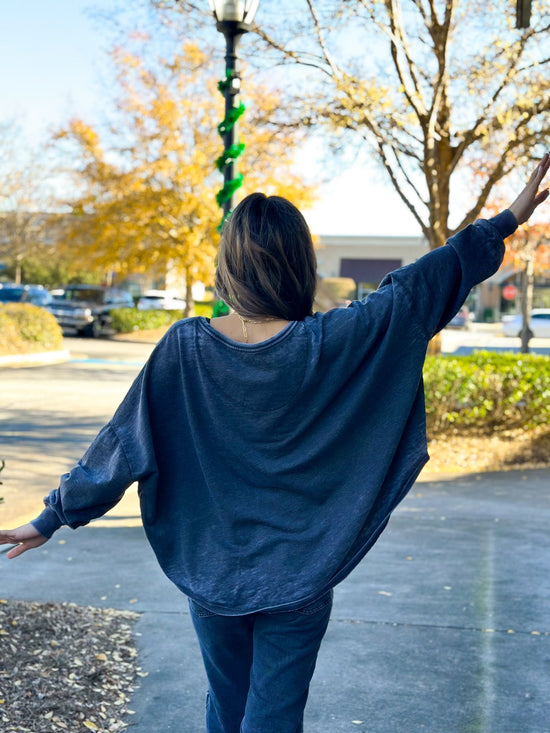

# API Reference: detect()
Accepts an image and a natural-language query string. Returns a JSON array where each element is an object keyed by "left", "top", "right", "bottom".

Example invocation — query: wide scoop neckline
[{"left": 198, "top": 316, "right": 299, "bottom": 350}]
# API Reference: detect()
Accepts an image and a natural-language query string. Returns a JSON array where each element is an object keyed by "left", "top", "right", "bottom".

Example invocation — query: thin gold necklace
[{"left": 236, "top": 314, "right": 278, "bottom": 343}]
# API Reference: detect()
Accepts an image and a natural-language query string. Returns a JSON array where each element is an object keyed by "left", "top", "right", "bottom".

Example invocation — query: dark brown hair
[{"left": 215, "top": 193, "right": 317, "bottom": 321}]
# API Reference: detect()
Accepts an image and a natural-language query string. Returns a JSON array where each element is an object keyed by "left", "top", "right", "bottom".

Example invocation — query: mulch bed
[
  {"left": 424, "top": 426, "right": 550, "bottom": 477},
  {"left": 0, "top": 600, "right": 142, "bottom": 733}
]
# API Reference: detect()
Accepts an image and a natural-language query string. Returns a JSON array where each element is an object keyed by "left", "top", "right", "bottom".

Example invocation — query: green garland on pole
[
  {"left": 217, "top": 72, "right": 233, "bottom": 96},
  {"left": 216, "top": 70, "right": 246, "bottom": 220},
  {"left": 215, "top": 143, "right": 245, "bottom": 173},
  {"left": 216, "top": 175, "right": 244, "bottom": 208},
  {"left": 217, "top": 103, "right": 246, "bottom": 135}
]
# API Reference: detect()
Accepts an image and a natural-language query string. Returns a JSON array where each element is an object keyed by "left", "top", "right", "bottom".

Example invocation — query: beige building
[
  {"left": 317, "top": 233, "right": 428, "bottom": 279},
  {"left": 316, "top": 233, "right": 428, "bottom": 299},
  {"left": 314, "top": 232, "right": 526, "bottom": 321}
]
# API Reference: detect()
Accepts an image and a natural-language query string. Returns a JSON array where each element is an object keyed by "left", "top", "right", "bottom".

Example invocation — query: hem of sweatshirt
[
  {"left": 31, "top": 506, "right": 63, "bottom": 539},
  {"left": 177, "top": 451, "right": 431, "bottom": 617}
]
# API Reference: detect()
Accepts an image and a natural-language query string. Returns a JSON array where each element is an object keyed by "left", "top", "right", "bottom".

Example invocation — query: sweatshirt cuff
[
  {"left": 30, "top": 506, "right": 64, "bottom": 539},
  {"left": 489, "top": 210, "right": 518, "bottom": 240}
]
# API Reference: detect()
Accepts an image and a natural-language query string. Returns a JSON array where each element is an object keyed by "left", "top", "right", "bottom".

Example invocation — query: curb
[{"left": 0, "top": 350, "right": 70, "bottom": 368}]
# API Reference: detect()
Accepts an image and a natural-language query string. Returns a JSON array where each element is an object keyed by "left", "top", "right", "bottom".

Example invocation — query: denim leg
[
  {"left": 189, "top": 599, "right": 254, "bottom": 733},
  {"left": 242, "top": 590, "right": 333, "bottom": 733}
]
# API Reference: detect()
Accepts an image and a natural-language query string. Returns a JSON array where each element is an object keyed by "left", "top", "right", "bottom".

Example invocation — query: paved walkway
[{"left": 1, "top": 469, "right": 549, "bottom": 732}]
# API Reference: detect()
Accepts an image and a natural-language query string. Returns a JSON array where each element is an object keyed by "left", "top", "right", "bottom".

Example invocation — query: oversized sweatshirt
[{"left": 31, "top": 211, "right": 516, "bottom": 615}]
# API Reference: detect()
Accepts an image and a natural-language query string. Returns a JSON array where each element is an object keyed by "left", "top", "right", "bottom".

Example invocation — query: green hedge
[
  {"left": 0, "top": 304, "right": 64, "bottom": 355},
  {"left": 194, "top": 302, "right": 214, "bottom": 318},
  {"left": 424, "top": 352, "right": 550, "bottom": 435},
  {"left": 110, "top": 308, "right": 180, "bottom": 334},
  {"left": 110, "top": 303, "right": 214, "bottom": 333}
]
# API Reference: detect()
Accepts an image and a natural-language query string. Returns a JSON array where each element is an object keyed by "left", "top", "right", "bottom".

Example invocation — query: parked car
[
  {"left": 501, "top": 308, "right": 550, "bottom": 338},
  {"left": 49, "top": 285, "right": 134, "bottom": 337},
  {"left": 0, "top": 283, "right": 53, "bottom": 308},
  {"left": 447, "top": 305, "right": 471, "bottom": 329},
  {"left": 137, "top": 290, "right": 186, "bottom": 311}
]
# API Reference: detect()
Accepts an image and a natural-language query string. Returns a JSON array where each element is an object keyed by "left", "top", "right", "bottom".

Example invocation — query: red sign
[{"left": 502, "top": 284, "right": 517, "bottom": 301}]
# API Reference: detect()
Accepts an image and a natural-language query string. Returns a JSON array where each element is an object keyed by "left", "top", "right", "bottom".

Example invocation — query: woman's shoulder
[
  {"left": 162, "top": 316, "right": 202, "bottom": 337},
  {"left": 145, "top": 317, "right": 203, "bottom": 358},
  {"left": 310, "top": 290, "right": 394, "bottom": 329}
]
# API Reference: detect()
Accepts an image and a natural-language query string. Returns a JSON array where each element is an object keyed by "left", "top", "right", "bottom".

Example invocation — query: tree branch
[{"left": 305, "top": 0, "right": 341, "bottom": 79}]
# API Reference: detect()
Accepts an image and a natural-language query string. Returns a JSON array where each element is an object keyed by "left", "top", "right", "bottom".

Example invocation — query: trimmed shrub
[
  {"left": 0, "top": 304, "right": 64, "bottom": 355},
  {"left": 0, "top": 311, "right": 22, "bottom": 354},
  {"left": 194, "top": 302, "right": 214, "bottom": 318},
  {"left": 109, "top": 308, "right": 181, "bottom": 334},
  {"left": 319, "top": 278, "right": 357, "bottom": 303},
  {"left": 110, "top": 304, "right": 214, "bottom": 333},
  {"left": 424, "top": 352, "right": 550, "bottom": 435}
]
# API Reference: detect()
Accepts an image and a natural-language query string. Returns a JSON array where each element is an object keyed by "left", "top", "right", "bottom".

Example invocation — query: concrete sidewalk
[{"left": 1, "top": 469, "right": 549, "bottom": 733}]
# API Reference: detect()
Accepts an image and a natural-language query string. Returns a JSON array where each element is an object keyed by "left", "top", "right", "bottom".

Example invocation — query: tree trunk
[
  {"left": 14, "top": 259, "right": 22, "bottom": 285},
  {"left": 184, "top": 268, "right": 193, "bottom": 319},
  {"left": 519, "top": 256, "right": 534, "bottom": 354}
]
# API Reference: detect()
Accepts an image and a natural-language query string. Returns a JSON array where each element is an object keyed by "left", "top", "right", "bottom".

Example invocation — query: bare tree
[
  {"left": 0, "top": 123, "right": 52, "bottom": 283},
  {"left": 160, "top": 0, "right": 550, "bottom": 249}
]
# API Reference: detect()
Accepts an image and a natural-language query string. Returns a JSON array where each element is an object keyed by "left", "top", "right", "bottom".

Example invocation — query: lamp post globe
[
  {"left": 209, "top": 0, "right": 260, "bottom": 217},
  {"left": 208, "top": 0, "right": 260, "bottom": 26}
]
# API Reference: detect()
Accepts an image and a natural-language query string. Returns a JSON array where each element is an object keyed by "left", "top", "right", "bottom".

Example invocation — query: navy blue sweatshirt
[{"left": 31, "top": 211, "right": 516, "bottom": 615}]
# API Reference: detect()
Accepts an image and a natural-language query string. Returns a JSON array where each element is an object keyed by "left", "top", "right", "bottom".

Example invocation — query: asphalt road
[{"left": 441, "top": 322, "right": 550, "bottom": 355}]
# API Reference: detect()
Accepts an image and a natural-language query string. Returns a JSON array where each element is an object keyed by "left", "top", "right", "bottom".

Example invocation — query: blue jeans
[{"left": 189, "top": 590, "right": 333, "bottom": 733}]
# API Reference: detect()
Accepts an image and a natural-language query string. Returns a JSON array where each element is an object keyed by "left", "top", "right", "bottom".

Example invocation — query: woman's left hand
[
  {"left": 509, "top": 153, "right": 550, "bottom": 225},
  {"left": 0, "top": 524, "right": 49, "bottom": 559}
]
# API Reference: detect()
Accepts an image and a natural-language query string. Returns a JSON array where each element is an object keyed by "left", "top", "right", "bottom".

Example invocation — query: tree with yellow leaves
[
  {"left": 54, "top": 41, "right": 316, "bottom": 315},
  {"left": 163, "top": 0, "right": 550, "bottom": 251}
]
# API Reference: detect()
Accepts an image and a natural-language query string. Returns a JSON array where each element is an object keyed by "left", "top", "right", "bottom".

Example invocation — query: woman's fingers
[
  {"left": 509, "top": 154, "right": 550, "bottom": 225},
  {"left": 0, "top": 524, "right": 49, "bottom": 559}
]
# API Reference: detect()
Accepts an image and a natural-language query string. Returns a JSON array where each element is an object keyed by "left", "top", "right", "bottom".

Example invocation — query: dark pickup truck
[{"left": 49, "top": 285, "right": 134, "bottom": 337}]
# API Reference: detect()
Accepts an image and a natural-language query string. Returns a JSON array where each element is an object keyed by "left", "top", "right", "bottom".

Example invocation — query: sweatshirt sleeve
[
  {"left": 31, "top": 363, "right": 159, "bottom": 539},
  {"left": 377, "top": 210, "right": 516, "bottom": 340}
]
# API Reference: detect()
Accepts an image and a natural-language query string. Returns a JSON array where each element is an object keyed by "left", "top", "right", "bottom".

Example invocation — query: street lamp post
[
  {"left": 516, "top": 0, "right": 532, "bottom": 28},
  {"left": 209, "top": 0, "right": 260, "bottom": 221}
]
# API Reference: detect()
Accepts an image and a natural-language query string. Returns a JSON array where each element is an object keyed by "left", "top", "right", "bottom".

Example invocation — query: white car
[
  {"left": 137, "top": 290, "right": 186, "bottom": 311},
  {"left": 502, "top": 308, "right": 550, "bottom": 338}
]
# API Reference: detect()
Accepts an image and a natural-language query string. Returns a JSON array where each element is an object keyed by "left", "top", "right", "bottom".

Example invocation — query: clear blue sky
[
  {"left": 0, "top": 0, "right": 420, "bottom": 236},
  {"left": 0, "top": 0, "right": 120, "bottom": 137}
]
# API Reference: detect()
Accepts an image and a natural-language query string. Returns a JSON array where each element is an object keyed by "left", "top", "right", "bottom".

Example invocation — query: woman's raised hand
[{"left": 509, "top": 153, "right": 550, "bottom": 225}]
